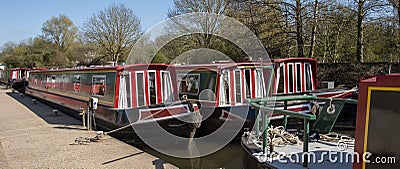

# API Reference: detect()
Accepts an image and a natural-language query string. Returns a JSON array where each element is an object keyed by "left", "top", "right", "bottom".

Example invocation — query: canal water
[
  {"left": 115, "top": 125, "right": 354, "bottom": 169},
  {"left": 122, "top": 138, "right": 242, "bottom": 169}
]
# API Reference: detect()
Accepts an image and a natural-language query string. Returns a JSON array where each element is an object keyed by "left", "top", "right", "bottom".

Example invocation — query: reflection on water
[
  {"left": 123, "top": 138, "right": 242, "bottom": 169},
  {"left": 117, "top": 129, "right": 354, "bottom": 169}
]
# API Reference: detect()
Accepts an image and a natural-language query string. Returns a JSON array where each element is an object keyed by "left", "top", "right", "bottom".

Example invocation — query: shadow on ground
[
  {"left": 6, "top": 92, "right": 82, "bottom": 127},
  {"left": 5, "top": 90, "right": 175, "bottom": 169}
]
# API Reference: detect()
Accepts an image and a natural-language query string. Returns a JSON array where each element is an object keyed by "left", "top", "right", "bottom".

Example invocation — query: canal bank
[{"left": 0, "top": 88, "right": 177, "bottom": 169}]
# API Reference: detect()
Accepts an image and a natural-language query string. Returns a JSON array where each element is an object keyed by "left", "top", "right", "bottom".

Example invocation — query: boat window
[
  {"left": 255, "top": 69, "right": 265, "bottom": 97},
  {"left": 40, "top": 75, "right": 44, "bottom": 87},
  {"left": 219, "top": 70, "right": 230, "bottom": 105},
  {"left": 179, "top": 74, "right": 200, "bottom": 95},
  {"left": 288, "top": 64, "right": 294, "bottom": 93},
  {"left": 34, "top": 76, "right": 38, "bottom": 86},
  {"left": 161, "top": 71, "right": 173, "bottom": 103},
  {"left": 296, "top": 63, "right": 302, "bottom": 92},
  {"left": 277, "top": 66, "right": 284, "bottom": 93},
  {"left": 305, "top": 63, "right": 313, "bottom": 91},
  {"left": 92, "top": 76, "right": 106, "bottom": 97},
  {"left": 61, "top": 75, "right": 66, "bottom": 90},
  {"left": 125, "top": 73, "right": 132, "bottom": 108},
  {"left": 73, "top": 75, "right": 81, "bottom": 93},
  {"left": 244, "top": 69, "right": 251, "bottom": 98},
  {"left": 235, "top": 70, "right": 242, "bottom": 103},
  {"left": 11, "top": 71, "right": 17, "bottom": 79},
  {"left": 148, "top": 72, "right": 156, "bottom": 105},
  {"left": 136, "top": 72, "right": 145, "bottom": 106},
  {"left": 51, "top": 75, "right": 56, "bottom": 88},
  {"left": 46, "top": 75, "right": 50, "bottom": 89}
]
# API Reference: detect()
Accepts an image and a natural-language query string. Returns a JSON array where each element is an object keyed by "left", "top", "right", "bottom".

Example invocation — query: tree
[
  {"left": 352, "top": 0, "right": 390, "bottom": 62},
  {"left": 167, "top": 0, "right": 228, "bottom": 49},
  {"left": 309, "top": 0, "right": 319, "bottom": 58},
  {"left": 388, "top": 0, "right": 400, "bottom": 59},
  {"left": 42, "top": 14, "right": 77, "bottom": 53},
  {"left": 226, "top": 0, "right": 290, "bottom": 58},
  {"left": 260, "top": 0, "right": 313, "bottom": 57},
  {"left": 82, "top": 4, "right": 142, "bottom": 63}
]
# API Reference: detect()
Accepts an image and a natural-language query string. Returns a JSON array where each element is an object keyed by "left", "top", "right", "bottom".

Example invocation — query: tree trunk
[
  {"left": 398, "top": 0, "right": 400, "bottom": 61},
  {"left": 309, "top": 0, "right": 319, "bottom": 58},
  {"left": 296, "top": 0, "right": 304, "bottom": 57},
  {"left": 356, "top": 0, "right": 365, "bottom": 63}
]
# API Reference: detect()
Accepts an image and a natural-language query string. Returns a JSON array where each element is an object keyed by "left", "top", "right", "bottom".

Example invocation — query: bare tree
[
  {"left": 82, "top": 4, "right": 142, "bottom": 63},
  {"left": 309, "top": 0, "right": 318, "bottom": 58},
  {"left": 352, "top": 0, "right": 390, "bottom": 62},
  {"left": 261, "top": 0, "right": 312, "bottom": 57},
  {"left": 167, "top": 0, "right": 228, "bottom": 48},
  {"left": 42, "top": 14, "right": 77, "bottom": 53}
]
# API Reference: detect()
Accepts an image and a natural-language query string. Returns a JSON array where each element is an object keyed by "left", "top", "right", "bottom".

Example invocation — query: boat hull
[{"left": 26, "top": 87, "right": 196, "bottom": 139}]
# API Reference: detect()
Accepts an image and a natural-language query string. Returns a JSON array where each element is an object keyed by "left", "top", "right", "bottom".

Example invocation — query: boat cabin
[
  {"left": 27, "top": 64, "right": 178, "bottom": 110},
  {"left": 273, "top": 58, "right": 317, "bottom": 95},
  {"left": 175, "top": 62, "right": 274, "bottom": 107}
]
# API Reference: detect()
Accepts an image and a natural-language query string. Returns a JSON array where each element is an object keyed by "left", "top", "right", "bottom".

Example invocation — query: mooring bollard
[
  {"left": 78, "top": 108, "right": 86, "bottom": 127},
  {"left": 32, "top": 99, "right": 37, "bottom": 104},
  {"left": 53, "top": 109, "right": 59, "bottom": 116}
]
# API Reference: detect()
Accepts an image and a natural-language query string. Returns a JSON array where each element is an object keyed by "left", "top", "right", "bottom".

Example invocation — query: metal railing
[{"left": 246, "top": 95, "right": 357, "bottom": 168}]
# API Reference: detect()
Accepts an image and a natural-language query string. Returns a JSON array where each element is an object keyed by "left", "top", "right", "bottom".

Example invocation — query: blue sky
[{"left": 0, "top": 0, "right": 174, "bottom": 47}]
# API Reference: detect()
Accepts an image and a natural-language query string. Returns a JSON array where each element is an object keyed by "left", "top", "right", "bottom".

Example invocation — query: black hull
[
  {"left": 26, "top": 88, "right": 196, "bottom": 140},
  {"left": 194, "top": 106, "right": 256, "bottom": 140},
  {"left": 241, "top": 136, "right": 275, "bottom": 169}
]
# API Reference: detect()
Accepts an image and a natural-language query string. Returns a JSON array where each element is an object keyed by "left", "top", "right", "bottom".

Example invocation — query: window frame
[
  {"left": 287, "top": 63, "right": 295, "bottom": 93},
  {"left": 177, "top": 73, "right": 201, "bottom": 95},
  {"left": 255, "top": 68, "right": 266, "bottom": 98},
  {"left": 161, "top": 70, "right": 173, "bottom": 103},
  {"left": 136, "top": 71, "right": 146, "bottom": 106},
  {"left": 73, "top": 75, "right": 81, "bottom": 93},
  {"left": 234, "top": 69, "right": 242, "bottom": 104},
  {"left": 92, "top": 75, "right": 107, "bottom": 97},
  {"left": 295, "top": 63, "right": 303, "bottom": 93},
  {"left": 147, "top": 70, "right": 157, "bottom": 105},
  {"left": 305, "top": 63, "right": 314, "bottom": 91},
  {"left": 219, "top": 69, "right": 230, "bottom": 106}
]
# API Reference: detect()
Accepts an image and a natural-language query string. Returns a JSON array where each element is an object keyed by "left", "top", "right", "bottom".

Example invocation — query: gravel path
[{"left": 0, "top": 89, "right": 176, "bottom": 169}]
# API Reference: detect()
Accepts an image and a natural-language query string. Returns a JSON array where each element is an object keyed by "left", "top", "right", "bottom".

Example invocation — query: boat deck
[{"left": 242, "top": 135, "right": 355, "bottom": 169}]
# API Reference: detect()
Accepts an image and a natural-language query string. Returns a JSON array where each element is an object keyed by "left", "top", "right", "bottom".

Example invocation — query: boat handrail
[{"left": 245, "top": 96, "right": 357, "bottom": 168}]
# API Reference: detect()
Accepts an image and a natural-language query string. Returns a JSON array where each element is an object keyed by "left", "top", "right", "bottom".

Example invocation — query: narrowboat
[
  {"left": 26, "top": 64, "right": 198, "bottom": 137},
  {"left": 175, "top": 61, "right": 274, "bottom": 137},
  {"left": 175, "top": 58, "right": 357, "bottom": 137},
  {"left": 0, "top": 67, "right": 31, "bottom": 91},
  {"left": 241, "top": 74, "right": 400, "bottom": 169},
  {"left": 241, "top": 95, "right": 358, "bottom": 169}
]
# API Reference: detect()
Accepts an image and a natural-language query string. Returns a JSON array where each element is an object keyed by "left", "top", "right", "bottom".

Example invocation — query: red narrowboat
[
  {"left": 26, "top": 64, "right": 198, "bottom": 137},
  {"left": 175, "top": 58, "right": 357, "bottom": 137}
]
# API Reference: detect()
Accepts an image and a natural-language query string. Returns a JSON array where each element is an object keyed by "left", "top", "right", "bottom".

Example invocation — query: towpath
[{"left": 0, "top": 88, "right": 176, "bottom": 169}]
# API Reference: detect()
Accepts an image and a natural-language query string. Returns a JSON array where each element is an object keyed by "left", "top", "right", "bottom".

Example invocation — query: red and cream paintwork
[
  {"left": 26, "top": 64, "right": 197, "bottom": 133},
  {"left": 272, "top": 58, "right": 356, "bottom": 117},
  {"left": 175, "top": 58, "right": 357, "bottom": 135}
]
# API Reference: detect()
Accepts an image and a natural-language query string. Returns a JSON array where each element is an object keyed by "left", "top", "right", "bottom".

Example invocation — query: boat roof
[
  {"left": 272, "top": 57, "right": 317, "bottom": 63},
  {"left": 29, "top": 64, "right": 174, "bottom": 73},
  {"left": 175, "top": 61, "right": 272, "bottom": 70}
]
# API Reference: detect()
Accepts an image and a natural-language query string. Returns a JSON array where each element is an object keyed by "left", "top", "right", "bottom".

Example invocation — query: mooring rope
[
  {"left": 319, "top": 132, "right": 355, "bottom": 144},
  {"left": 268, "top": 126, "right": 302, "bottom": 147},
  {"left": 71, "top": 99, "right": 202, "bottom": 145}
]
